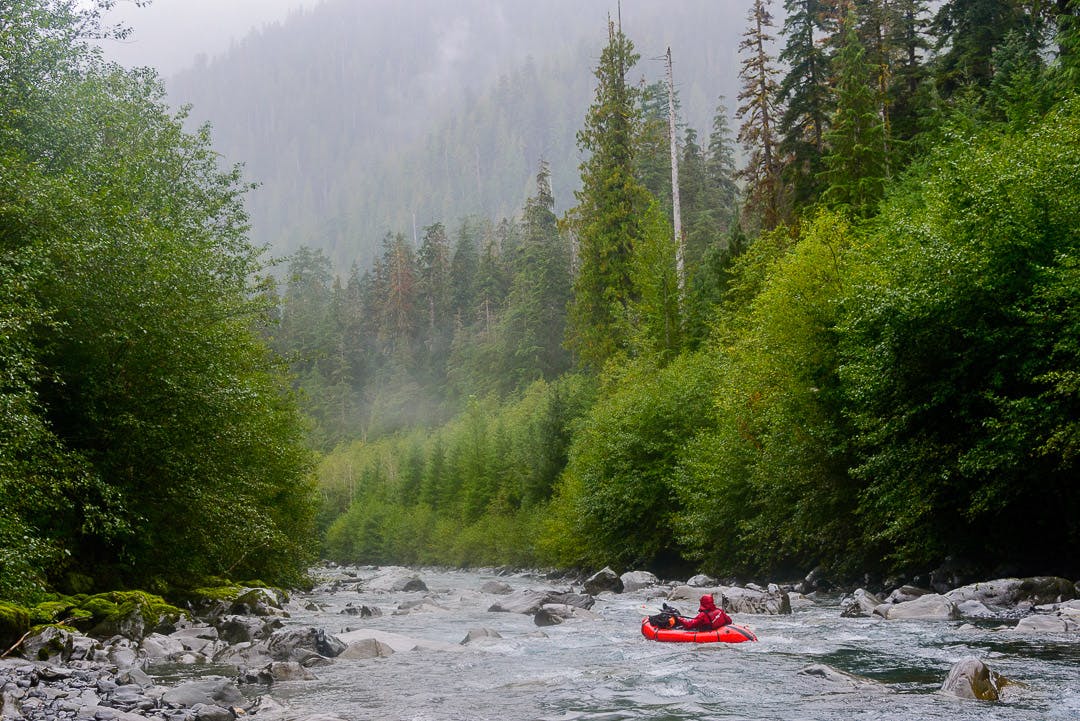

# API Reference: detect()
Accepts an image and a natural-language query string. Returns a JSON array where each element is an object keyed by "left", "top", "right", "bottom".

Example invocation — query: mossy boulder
[
  {"left": 0, "top": 602, "right": 31, "bottom": 649},
  {"left": 72, "top": 591, "right": 187, "bottom": 641},
  {"left": 181, "top": 584, "right": 287, "bottom": 619}
]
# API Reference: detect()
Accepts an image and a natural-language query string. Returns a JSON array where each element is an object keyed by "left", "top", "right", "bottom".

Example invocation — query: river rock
[
  {"left": 231, "top": 587, "right": 289, "bottom": 617},
  {"left": 533, "top": 604, "right": 601, "bottom": 626},
  {"left": 479, "top": 580, "right": 513, "bottom": 595},
  {"left": 460, "top": 628, "right": 502, "bottom": 645},
  {"left": 619, "top": 571, "right": 658, "bottom": 593},
  {"left": 336, "top": 628, "right": 458, "bottom": 653},
  {"left": 162, "top": 679, "right": 243, "bottom": 708},
  {"left": 191, "top": 703, "right": 234, "bottom": 721},
  {"left": 885, "top": 585, "right": 931, "bottom": 604},
  {"left": 798, "top": 664, "right": 890, "bottom": 693},
  {"left": 788, "top": 592, "right": 815, "bottom": 610},
  {"left": 339, "top": 637, "right": 396, "bottom": 659},
  {"left": 140, "top": 632, "right": 186, "bottom": 661},
  {"left": 840, "top": 589, "right": 882, "bottom": 618},
  {"left": 1012, "top": 614, "right": 1078, "bottom": 633},
  {"left": 241, "top": 661, "right": 319, "bottom": 684},
  {"left": 946, "top": 577, "right": 1077, "bottom": 609},
  {"left": 366, "top": 569, "right": 429, "bottom": 593},
  {"left": 940, "top": 658, "right": 1010, "bottom": 700},
  {"left": 955, "top": 600, "right": 996, "bottom": 618},
  {"left": 487, "top": 590, "right": 551, "bottom": 614},
  {"left": 686, "top": 574, "right": 716, "bottom": 587},
  {"left": 20, "top": 626, "right": 77, "bottom": 663},
  {"left": 583, "top": 567, "right": 623, "bottom": 595},
  {"left": 884, "top": 594, "right": 960, "bottom": 620},
  {"left": 487, "top": 589, "right": 593, "bottom": 614},
  {"left": 266, "top": 627, "right": 345, "bottom": 663},
  {"left": 245, "top": 695, "right": 292, "bottom": 720}
]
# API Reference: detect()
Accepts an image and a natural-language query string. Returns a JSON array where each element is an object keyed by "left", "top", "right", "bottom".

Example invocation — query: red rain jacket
[{"left": 680, "top": 595, "right": 732, "bottom": 630}]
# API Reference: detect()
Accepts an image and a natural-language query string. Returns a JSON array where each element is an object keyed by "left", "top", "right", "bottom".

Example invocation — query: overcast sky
[{"left": 95, "top": 0, "right": 322, "bottom": 75}]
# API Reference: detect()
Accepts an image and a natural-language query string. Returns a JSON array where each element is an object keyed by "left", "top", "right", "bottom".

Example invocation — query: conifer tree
[
  {"left": 737, "top": 0, "right": 785, "bottom": 230},
  {"left": 566, "top": 19, "right": 650, "bottom": 368},
  {"left": 778, "top": 0, "right": 838, "bottom": 207},
  {"left": 820, "top": 8, "right": 889, "bottom": 217},
  {"left": 706, "top": 98, "right": 740, "bottom": 233},
  {"left": 932, "top": 0, "right": 1027, "bottom": 96}
]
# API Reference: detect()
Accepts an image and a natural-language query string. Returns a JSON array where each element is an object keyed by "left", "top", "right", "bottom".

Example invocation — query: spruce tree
[
  {"left": 566, "top": 19, "right": 650, "bottom": 369},
  {"left": 706, "top": 98, "right": 740, "bottom": 233}
]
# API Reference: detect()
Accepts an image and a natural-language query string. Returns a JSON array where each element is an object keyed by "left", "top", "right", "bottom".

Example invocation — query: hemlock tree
[{"left": 565, "top": 19, "right": 650, "bottom": 369}]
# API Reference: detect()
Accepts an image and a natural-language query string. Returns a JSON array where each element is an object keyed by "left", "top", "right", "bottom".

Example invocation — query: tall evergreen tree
[
  {"left": 932, "top": 0, "right": 1027, "bottom": 96},
  {"left": 706, "top": 98, "right": 740, "bottom": 233},
  {"left": 820, "top": 8, "right": 889, "bottom": 217},
  {"left": 778, "top": 0, "right": 838, "bottom": 207},
  {"left": 737, "top": 0, "right": 785, "bottom": 230},
  {"left": 565, "top": 19, "right": 650, "bottom": 368},
  {"left": 501, "top": 161, "right": 572, "bottom": 387}
]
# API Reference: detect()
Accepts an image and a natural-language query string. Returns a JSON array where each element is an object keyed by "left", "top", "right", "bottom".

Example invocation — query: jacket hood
[{"left": 698, "top": 594, "right": 716, "bottom": 611}]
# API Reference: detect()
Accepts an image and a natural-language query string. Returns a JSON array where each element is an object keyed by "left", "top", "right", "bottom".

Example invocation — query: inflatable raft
[{"left": 640, "top": 617, "right": 758, "bottom": 643}]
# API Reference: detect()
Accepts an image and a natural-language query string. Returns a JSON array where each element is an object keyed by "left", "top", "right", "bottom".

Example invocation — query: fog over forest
[{"left": 134, "top": 0, "right": 750, "bottom": 269}]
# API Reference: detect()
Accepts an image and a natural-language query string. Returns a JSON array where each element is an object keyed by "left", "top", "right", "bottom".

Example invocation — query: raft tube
[{"left": 640, "top": 617, "right": 758, "bottom": 643}]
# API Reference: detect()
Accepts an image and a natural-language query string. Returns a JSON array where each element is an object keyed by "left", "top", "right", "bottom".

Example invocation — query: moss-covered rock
[
  {"left": 72, "top": 591, "right": 187, "bottom": 641},
  {"left": 180, "top": 583, "right": 288, "bottom": 619},
  {"left": 0, "top": 602, "right": 31, "bottom": 649}
]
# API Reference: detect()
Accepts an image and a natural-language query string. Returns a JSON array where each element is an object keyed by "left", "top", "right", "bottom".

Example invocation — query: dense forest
[
  {"left": 0, "top": 1, "right": 317, "bottom": 603},
  {"left": 2, "top": 0, "right": 1079, "bottom": 612},
  {"left": 301, "top": 0, "right": 1080, "bottom": 582}
]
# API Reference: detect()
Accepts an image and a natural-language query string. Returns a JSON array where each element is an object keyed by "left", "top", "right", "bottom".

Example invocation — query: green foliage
[
  {"left": 320, "top": 375, "right": 595, "bottom": 566},
  {"left": 678, "top": 212, "right": 856, "bottom": 575},
  {"left": 543, "top": 353, "right": 719, "bottom": 571},
  {"left": 839, "top": 99, "right": 1080, "bottom": 570},
  {"left": 0, "top": 602, "right": 31, "bottom": 648},
  {"left": 0, "top": 0, "right": 317, "bottom": 598}
]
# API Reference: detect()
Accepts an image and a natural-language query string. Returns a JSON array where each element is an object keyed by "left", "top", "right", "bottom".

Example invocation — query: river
[{"left": 158, "top": 566, "right": 1080, "bottom": 721}]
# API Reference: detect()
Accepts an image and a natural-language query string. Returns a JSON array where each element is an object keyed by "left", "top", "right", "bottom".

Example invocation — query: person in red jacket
[{"left": 678, "top": 594, "right": 732, "bottom": 630}]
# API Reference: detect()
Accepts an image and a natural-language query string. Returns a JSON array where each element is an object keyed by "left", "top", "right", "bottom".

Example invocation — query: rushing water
[{"left": 161, "top": 566, "right": 1080, "bottom": 721}]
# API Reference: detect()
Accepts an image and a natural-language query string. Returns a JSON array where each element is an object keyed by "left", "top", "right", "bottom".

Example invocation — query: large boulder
[
  {"left": 583, "top": 568, "right": 623, "bottom": 595},
  {"left": 479, "top": 580, "right": 513, "bottom": 595},
  {"left": 940, "top": 658, "right": 1010, "bottom": 701},
  {"left": 336, "top": 628, "right": 458, "bottom": 653},
  {"left": 686, "top": 574, "right": 716, "bottom": 587},
  {"left": 619, "top": 571, "right": 659, "bottom": 593},
  {"left": 241, "top": 661, "right": 318, "bottom": 685},
  {"left": 365, "top": 569, "right": 429, "bottom": 593},
  {"left": 139, "top": 632, "right": 186, "bottom": 661},
  {"left": 885, "top": 585, "right": 931, "bottom": 604},
  {"left": 20, "top": 626, "right": 77, "bottom": 663},
  {"left": 946, "top": 577, "right": 1077, "bottom": 609},
  {"left": 533, "top": 604, "right": 601, "bottom": 627},
  {"left": 265, "top": 627, "right": 345, "bottom": 663},
  {"left": 884, "top": 594, "right": 960, "bottom": 620},
  {"left": 162, "top": 679, "right": 243, "bottom": 708},
  {"left": 1012, "top": 615, "right": 1079, "bottom": 633},
  {"left": 338, "top": 637, "right": 396, "bottom": 659},
  {"left": 840, "top": 589, "right": 882, "bottom": 618},
  {"left": 459, "top": 628, "right": 502, "bottom": 645},
  {"left": 214, "top": 614, "right": 282, "bottom": 644},
  {"left": 487, "top": 589, "right": 594, "bottom": 614}
]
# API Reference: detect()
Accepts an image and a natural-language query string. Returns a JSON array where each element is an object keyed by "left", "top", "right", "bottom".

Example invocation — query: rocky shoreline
[{"left": 1, "top": 566, "right": 1077, "bottom": 719}]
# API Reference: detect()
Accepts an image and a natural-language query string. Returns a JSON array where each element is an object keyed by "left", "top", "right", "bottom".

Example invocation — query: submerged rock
[
  {"left": 265, "top": 626, "right": 346, "bottom": 663},
  {"left": 533, "top": 604, "right": 601, "bottom": 626},
  {"left": 479, "top": 580, "right": 513, "bottom": 595},
  {"left": 460, "top": 628, "right": 502, "bottom": 645},
  {"left": 798, "top": 664, "right": 891, "bottom": 693}
]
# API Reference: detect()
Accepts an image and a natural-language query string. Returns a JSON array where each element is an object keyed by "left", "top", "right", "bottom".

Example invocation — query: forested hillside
[
  {"left": 167, "top": 0, "right": 747, "bottom": 269},
  {"left": 307, "top": 0, "right": 1080, "bottom": 583},
  {"left": 4, "top": 0, "right": 1079, "bottom": 610}
]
